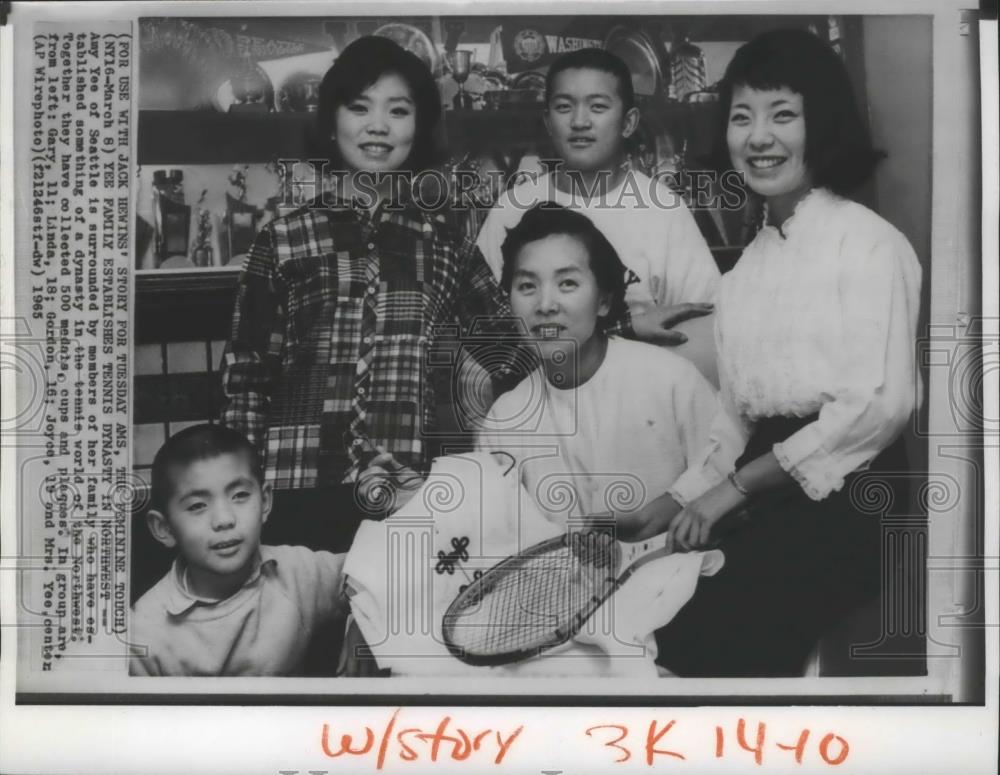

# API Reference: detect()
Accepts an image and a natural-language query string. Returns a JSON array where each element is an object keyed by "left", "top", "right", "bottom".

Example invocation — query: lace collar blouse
[{"left": 671, "top": 188, "right": 923, "bottom": 502}]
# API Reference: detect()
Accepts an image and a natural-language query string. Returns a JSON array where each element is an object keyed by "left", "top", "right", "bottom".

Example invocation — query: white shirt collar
[
  {"left": 761, "top": 187, "right": 834, "bottom": 239},
  {"left": 163, "top": 551, "right": 275, "bottom": 616}
]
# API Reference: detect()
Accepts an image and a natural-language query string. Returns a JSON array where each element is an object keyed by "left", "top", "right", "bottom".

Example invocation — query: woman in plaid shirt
[{"left": 220, "top": 37, "right": 526, "bottom": 552}]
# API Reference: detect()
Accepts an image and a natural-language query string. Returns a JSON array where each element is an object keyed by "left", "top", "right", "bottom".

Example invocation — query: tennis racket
[{"left": 441, "top": 529, "right": 678, "bottom": 666}]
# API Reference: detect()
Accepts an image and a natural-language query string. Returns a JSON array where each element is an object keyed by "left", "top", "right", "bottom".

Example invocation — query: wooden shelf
[
  {"left": 139, "top": 103, "right": 720, "bottom": 164},
  {"left": 137, "top": 108, "right": 549, "bottom": 163},
  {"left": 443, "top": 101, "right": 720, "bottom": 158},
  {"left": 444, "top": 107, "right": 547, "bottom": 149},
  {"left": 135, "top": 267, "right": 241, "bottom": 292},
  {"left": 135, "top": 268, "right": 240, "bottom": 343},
  {"left": 138, "top": 111, "right": 316, "bottom": 165}
]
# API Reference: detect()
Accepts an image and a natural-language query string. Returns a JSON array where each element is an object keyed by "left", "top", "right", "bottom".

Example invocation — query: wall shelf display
[{"left": 134, "top": 12, "right": 856, "bottom": 334}]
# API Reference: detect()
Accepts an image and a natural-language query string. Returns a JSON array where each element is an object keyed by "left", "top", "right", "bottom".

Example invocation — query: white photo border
[{"left": 1, "top": 0, "right": 996, "bottom": 770}]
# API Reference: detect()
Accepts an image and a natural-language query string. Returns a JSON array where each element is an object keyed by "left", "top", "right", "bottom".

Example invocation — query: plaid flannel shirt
[{"left": 220, "top": 195, "right": 524, "bottom": 491}]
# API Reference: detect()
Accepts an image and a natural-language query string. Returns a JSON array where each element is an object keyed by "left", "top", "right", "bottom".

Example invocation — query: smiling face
[
  {"left": 509, "top": 233, "right": 611, "bottom": 384},
  {"left": 545, "top": 67, "right": 638, "bottom": 175},
  {"left": 727, "top": 85, "right": 813, "bottom": 220},
  {"left": 334, "top": 72, "right": 416, "bottom": 174},
  {"left": 148, "top": 452, "right": 272, "bottom": 600}
]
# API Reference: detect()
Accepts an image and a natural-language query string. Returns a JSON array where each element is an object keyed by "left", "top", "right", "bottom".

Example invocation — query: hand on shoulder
[{"left": 631, "top": 302, "right": 714, "bottom": 346}]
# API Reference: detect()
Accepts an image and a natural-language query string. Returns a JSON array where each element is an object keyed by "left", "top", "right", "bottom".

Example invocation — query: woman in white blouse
[{"left": 620, "top": 29, "right": 922, "bottom": 676}]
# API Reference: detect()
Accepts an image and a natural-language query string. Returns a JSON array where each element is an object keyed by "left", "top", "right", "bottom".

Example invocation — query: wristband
[{"left": 728, "top": 470, "right": 750, "bottom": 497}]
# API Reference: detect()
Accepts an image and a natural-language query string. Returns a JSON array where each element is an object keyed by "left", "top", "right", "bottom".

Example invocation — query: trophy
[
  {"left": 191, "top": 189, "right": 221, "bottom": 268},
  {"left": 152, "top": 169, "right": 191, "bottom": 269},
  {"left": 224, "top": 166, "right": 262, "bottom": 267},
  {"left": 228, "top": 52, "right": 273, "bottom": 113},
  {"left": 446, "top": 50, "right": 474, "bottom": 110},
  {"left": 669, "top": 31, "right": 707, "bottom": 102}
]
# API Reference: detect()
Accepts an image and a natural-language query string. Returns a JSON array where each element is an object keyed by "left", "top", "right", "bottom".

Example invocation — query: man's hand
[
  {"left": 613, "top": 491, "right": 684, "bottom": 542},
  {"left": 631, "top": 302, "right": 714, "bottom": 346},
  {"left": 357, "top": 447, "right": 424, "bottom": 514}
]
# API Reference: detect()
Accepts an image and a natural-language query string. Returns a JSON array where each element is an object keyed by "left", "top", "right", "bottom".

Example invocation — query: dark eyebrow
[
  {"left": 550, "top": 91, "right": 613, "bottom": 101},
  {"left": 731, "top": 98, "right": 797, "bottom": 111},
  {"left": 224, "top": 476, "right": 257, "bottom": 492},
  {"left": 178, "top": 488, "right": 212, "bottom": 501},
  {"left": 388, "top": 96, "right": 414, "bottom": 104},
  {"left": 513, "top": 265, "right": 583, "bottom": 277},
  {"left": 176, "top": 476, "right": 255, "bottom": 502}
]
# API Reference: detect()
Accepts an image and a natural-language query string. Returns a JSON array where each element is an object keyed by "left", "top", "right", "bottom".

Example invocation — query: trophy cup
[
  {"left": 446, "top": 50, "right": 474, "bottom": 110},
  {"left": 224, "top": 166, "right": 262, "bottom": 267},
  {"left": 152, "top": 169, "right": 191, "bottom": 269},
  {"left": 191, "top": 189, "right": 221, "bottom": 268},
  {"left": 229, "top": 52, "right": 273, "bottom": 113}
]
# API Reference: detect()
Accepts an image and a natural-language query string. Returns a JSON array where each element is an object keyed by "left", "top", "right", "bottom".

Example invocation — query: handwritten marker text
[
  {"left": 320, "top": 708, "right": 523, "bottom": 769},
  {"left": 585, "top": 717, "right": 850, "bottom": 767}
]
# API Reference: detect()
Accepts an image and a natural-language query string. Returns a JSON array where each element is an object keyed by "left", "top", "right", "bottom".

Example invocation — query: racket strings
[{"left": 448, "top": 538, "right": 619, "bottom": 655}]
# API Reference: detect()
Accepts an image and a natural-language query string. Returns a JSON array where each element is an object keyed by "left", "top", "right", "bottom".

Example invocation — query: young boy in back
[
  {"left": 130, "top": 424, "right": 347, "bottom": 676},
  {"left": 476, "top": 48, "right": 719, "bottom": 380}
]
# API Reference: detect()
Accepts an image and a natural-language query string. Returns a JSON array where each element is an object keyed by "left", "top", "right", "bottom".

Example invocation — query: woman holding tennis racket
[
  {"left": 621, "top": 29, "right": 922, "bottom": 677},
  {"left": 438, "top": 202, "right": 721, "bottom": 671},
  {"left": 477, "top": 203, "right": 718, "bottom": 531}
]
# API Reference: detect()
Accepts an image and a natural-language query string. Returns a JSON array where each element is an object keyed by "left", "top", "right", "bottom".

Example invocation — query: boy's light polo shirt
[{"left": 130, "top": 544, "right": 345, "bottom": 676}]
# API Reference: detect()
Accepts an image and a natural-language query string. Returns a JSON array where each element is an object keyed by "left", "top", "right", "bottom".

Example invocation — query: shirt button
[
  {"left": 367, "top": 242, "right": 376, "bottom": 250},
  {"left": 363, "top": 335, "right": 374, "bottom": 345},
  {"left": 357, "top": 387, "right": 367, "bottom": 396},
  {"left": 352, "top": 439, "right": 363, "bottom": 447}
]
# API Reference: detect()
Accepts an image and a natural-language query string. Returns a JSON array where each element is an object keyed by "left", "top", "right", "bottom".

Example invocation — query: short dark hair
[
  {"left": 544, "top": 48, "right": 636, "bottom": 112},
  {"left": 150, "top": 424, "right": 262, "bottom": 513},
  {"left": 708, "top": 28, "right": 885, "bottom": 194},
  {"left": 315, "top": 35, "right": 442, "bottom": 172},
  {"left": 499, "top": 203, "right": 628, "bottom": 329}
]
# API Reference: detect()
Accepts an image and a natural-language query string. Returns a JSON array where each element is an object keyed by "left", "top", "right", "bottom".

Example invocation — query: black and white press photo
[{"left": 1, "top": 1, "right": 995, "bottom": 773}]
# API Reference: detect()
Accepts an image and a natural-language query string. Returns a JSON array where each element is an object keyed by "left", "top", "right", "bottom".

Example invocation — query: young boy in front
[
  {"left": 130, "top": 424, "right": 347, "bottom": 676},
  {"left": 476, "top": 48, "right": 719, "bottom": 374}
]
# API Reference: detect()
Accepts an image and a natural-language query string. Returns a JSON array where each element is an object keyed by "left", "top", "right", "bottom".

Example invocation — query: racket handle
[{"left": 619, "top": 529, "right": 676, "bottom": 573}]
